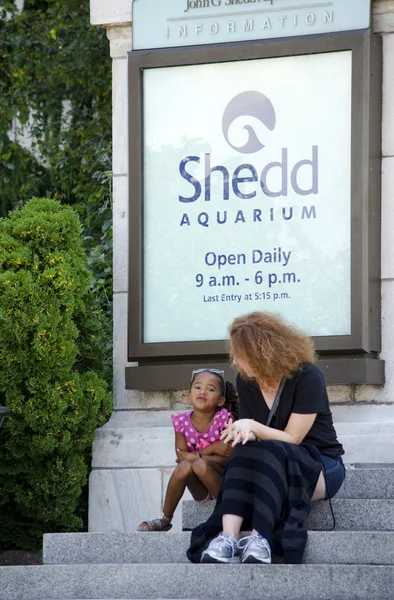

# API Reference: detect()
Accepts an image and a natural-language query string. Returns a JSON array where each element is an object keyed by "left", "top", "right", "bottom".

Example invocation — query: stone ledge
[
  {"left": 2, "top": 563, "right": 394, "bottom": 600},
  {"left": 43, "top": 530, "right": 394, "bottom": 566},
  {"left": 92, "top": 418, "right": 394, "bottom": 467},
  {"left": 90, "top": 0, "right": 131, "bottom": 27},
  {"left": 374, "top": 0, "right": 394, "bottom": 33}
]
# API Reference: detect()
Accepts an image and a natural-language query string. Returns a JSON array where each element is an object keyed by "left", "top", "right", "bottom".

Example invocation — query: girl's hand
[
  {"left": 221, "top": 419, "right": 257, "bottom": 446},
  {"left": 176, "top": 449, "right": 198, "bottom": 463}
]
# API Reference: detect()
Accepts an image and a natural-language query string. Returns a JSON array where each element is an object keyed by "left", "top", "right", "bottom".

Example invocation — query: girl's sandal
[{"left": 137, "top": 514, "right": 172, "bottom": 532}]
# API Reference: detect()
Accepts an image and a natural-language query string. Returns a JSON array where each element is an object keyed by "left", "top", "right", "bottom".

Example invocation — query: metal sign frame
[{"left": 127, "top": 30, "right": 382, "bottom": 385}]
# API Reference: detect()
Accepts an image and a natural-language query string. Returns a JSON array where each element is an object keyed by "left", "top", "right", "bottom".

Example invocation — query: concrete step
[
  {"left": 336, "top": 465, "right": 394, "bottom": 498},
  {"left": 43, "top": 530, "right": 394, "bottom": 566},
  {"left": 1, "top": 563, "right": 394, "bottom": 600},
  {"left": 182, "top": 498, "right": 394, "bottom": 531}
]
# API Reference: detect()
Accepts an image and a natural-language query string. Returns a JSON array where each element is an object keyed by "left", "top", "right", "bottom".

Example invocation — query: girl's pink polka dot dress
[{"left": 171, "top": 408, "right": 231, "bottom": 452}]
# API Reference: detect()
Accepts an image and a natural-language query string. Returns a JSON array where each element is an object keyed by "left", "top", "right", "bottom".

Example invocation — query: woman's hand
[{"left": 221, "top": 418, "right": 257, "bottom": 446}]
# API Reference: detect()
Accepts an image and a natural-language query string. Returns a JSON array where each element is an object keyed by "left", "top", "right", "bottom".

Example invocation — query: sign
[
  {"left": 132, "top": 0, "right": 371, "bottom": 50},
  {"left": 142, "top": 51, "right": 352, "bottom": 343}
]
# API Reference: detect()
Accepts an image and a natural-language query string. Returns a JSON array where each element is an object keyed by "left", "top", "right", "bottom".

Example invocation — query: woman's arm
[
  {"left": 223, "top": 366, "right": 326, "bottom": 446},
  {"left": 222, "top": 413, "right": 317, "bottom": 446},
  {"left": 252, "top": 412, "right": 317, "bottom": 445}
]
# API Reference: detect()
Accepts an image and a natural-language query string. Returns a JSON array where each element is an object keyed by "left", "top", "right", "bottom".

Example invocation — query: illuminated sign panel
[{"left": 142, "top": 51, "right": 352, "bottom": 343}]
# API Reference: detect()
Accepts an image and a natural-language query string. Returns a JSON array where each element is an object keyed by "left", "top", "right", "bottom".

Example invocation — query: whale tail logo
[{"left": 222, "top": 91, "right": 276, "bottom": 154}]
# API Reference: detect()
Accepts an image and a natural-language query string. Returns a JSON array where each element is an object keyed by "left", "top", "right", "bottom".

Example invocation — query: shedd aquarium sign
[
  {"left": 142, "top": 52, "right": 352, "bottom": 343},
  {"left": 132, "top": 0, "right": 371, "bottom": 50}
]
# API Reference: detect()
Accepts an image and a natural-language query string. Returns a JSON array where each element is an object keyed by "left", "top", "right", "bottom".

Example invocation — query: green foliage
[
  {"left": 0, "top": 1, "right": 113, "bottom": 380},
  {"left": 0, "top": 198, "right": 112, "bottom": 550},
  {"left": 0, "top": 0, "right": 112, "bottom": 215}
]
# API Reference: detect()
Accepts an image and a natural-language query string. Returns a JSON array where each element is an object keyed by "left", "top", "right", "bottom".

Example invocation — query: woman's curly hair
[{"left": 229, "top": 311, "right": 316, "bottom": 386}]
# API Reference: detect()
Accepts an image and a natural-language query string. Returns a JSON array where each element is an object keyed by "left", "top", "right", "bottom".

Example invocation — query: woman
[{"left": 187, "top": 311, "right": 345, "bottom": 565}]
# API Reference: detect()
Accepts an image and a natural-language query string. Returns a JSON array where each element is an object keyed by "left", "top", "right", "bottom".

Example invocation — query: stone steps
[
  {"left": 335, "top": 465, "right": 394, "bottom": 498},
  {"left": 2, "top": 563, "right": 394, "bottom": 600},
  {"left": 43, "top": 530, "right": 394, "bottom": 565},
  {"left": 180, "top": 465, "right": 394, "bottom": 531},
  {"left": 182, "top": 497, "right": 394, "bottom": 531},
  {"left": 2, "top": 465, "right": 394, "bottom": 600}
]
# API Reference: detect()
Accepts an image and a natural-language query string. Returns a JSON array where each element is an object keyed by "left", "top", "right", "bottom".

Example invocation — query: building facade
[{"left": 89, "top": 0, "right": 394, "bottom": 533}]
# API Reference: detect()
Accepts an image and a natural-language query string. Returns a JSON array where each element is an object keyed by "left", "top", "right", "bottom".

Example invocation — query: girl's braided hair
[{"left": 223, "top": 380, "right": 239, "bottom": 421}]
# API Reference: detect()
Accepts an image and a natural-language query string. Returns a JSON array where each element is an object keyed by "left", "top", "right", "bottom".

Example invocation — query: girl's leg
[
  {"left": 162, "top": 460, "right": 212, "bottom": 517},
  {"left": 139, "top": 461, "right": 198, "bottom": 531},
  {"left": 191, "top": 458, "right": 224, "bottom": 499}
]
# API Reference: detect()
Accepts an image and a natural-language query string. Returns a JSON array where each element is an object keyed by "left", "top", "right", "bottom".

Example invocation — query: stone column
[
  {"left": 89, "top": 0, "right": 190, "bottom": 533},
  {"left": 89, "top": 0, "right": 394, "bottom": 534}
]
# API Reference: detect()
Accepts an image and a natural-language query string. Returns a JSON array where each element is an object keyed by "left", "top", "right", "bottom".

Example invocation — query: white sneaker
[
  {"left": 238, "top": 533, "right": 271, "bottom": 564},
  {"left": 201, "top": 532, "right": 241, "bottom": 564}
]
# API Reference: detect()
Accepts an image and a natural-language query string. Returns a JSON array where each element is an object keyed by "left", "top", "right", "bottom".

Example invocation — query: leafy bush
[
  {"left": 0, "top": 198, "right": 112, "bottom": 550},
  {"left": 0, "top": 0, "right": 112, "bottom": 218}
]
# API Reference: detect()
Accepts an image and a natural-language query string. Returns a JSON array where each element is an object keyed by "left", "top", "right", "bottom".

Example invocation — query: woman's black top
[{"left": 237, "top": 362, "right": 344, "bottom": 460}]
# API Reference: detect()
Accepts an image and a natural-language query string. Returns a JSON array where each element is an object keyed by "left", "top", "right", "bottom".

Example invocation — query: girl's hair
[
  {"left": 229, "top": 311, "right": 316, "bottom": 387},
  {"left": 223, "top": 380, "right": 239, "bottom": 421},
  {"left": 190, "top": 370, "right": 239, "bottom": 421}
]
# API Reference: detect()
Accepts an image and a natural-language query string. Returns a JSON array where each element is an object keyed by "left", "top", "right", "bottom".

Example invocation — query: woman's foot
[
  {"left": 238, "top": 533, "right": 271, "bottom": 563},
  {"left": 137, "top": 513, "right": 172, "bottom": 532},
  {"left": 201, "top": 532, "right": 241, "bottom": 563}
]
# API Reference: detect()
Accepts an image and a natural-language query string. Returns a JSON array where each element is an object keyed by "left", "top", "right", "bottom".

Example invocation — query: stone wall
[{"left": 88, "top": 0, "right": 394, "bottom": 534}]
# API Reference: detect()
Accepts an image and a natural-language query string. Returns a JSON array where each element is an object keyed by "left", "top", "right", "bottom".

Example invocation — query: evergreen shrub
[{"left": 0, "top": 198, "right": 112, "bottom": 549}]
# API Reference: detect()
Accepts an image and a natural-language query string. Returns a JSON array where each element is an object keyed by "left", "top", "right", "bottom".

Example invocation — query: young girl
[{"left": 138, "top": 368, "right": 239, "bottom": 532}]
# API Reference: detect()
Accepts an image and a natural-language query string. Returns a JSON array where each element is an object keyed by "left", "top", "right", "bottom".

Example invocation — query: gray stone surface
[
  {"left": 43, "top": 531, "right": 394, "bottom": 566},
  {"left": 88, "top": 468, "right": 163, "bottom": 534},
  {"left": 306, "top": 498, "right": 394, "bottom": 530},
  {"left": 2, "top": 563, "right": 394, "bottom": 600},
  {"left": 91, "top": 426, "right": 174, "bottom": 469},
  {"left": 337, "top": 466, "right": 394, "bottom": 498},
  {"left": 182, "top": 498, "right": 394, "bottom": 531}
]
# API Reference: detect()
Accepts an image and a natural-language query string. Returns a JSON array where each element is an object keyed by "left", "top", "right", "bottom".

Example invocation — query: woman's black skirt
[{"left": 187, "top": 439, "right": 322, "bottom": 564}]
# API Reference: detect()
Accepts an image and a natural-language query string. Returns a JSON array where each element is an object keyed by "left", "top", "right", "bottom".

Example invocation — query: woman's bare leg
[
  {"left": 222, "top": 514, "right": 244, "bottom": 539},
  {"left": 312, "top": 471, "right": 327, "bottom": 501}
]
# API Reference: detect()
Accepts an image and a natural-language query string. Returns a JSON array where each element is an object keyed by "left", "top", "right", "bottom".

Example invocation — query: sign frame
[{"left": 127, "top": 30, "right": 382, "bottom": 371}]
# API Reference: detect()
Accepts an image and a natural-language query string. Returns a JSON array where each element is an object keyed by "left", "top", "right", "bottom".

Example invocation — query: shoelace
[
  {"left": 214, "top": 534, "right": 238, "bottom": 556},
  {"left": 237, "top": 533, "right": 270, "bottom": 555}
]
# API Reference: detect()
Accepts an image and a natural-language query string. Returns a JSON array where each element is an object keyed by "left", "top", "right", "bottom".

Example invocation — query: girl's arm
[
  {"left": 175, "top": 431, "right": 204, "bottom": 463},
  {"left": 174, "top": 431, "right": 189, "bottom": 454},
  {"left": 197, "top": 454, "right": 228, "bottom": 466},
  {"left": 199, "top": 441, "right": 233, "bottom": 458}
]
